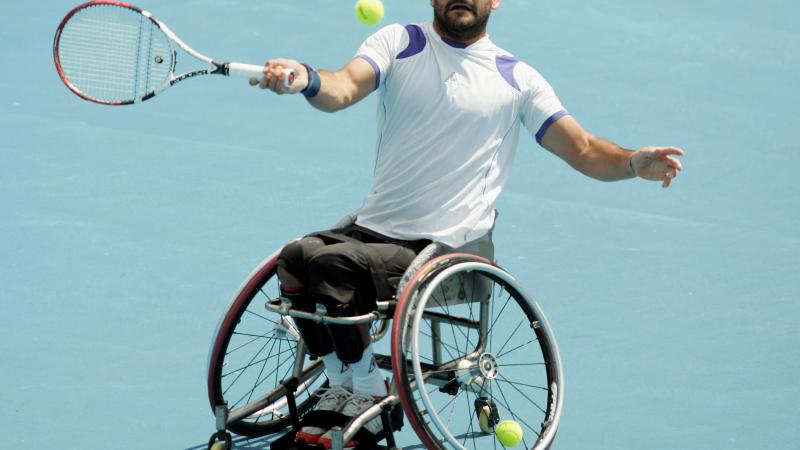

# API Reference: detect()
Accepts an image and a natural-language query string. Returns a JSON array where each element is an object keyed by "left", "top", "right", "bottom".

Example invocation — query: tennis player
[{"left": 251, "top": 0, "right": 683, "bottom": 448}]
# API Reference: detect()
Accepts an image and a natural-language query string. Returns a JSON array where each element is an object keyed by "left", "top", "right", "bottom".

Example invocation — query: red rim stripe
[{"left": 206, "top": 255, "right": 279, "bottom": 411}]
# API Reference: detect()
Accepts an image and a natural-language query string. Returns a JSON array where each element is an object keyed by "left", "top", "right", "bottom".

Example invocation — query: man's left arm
[{"left": 540, "top": 115, "right": 684, "bottom": 188}]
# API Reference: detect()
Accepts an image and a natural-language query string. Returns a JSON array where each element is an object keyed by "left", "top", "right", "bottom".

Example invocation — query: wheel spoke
[
  {"left": 500, "top": 362, "right": 545, "bottom": 367},
  {"left": 227, "top": 336, "right": 278, "bottom": 407},
  {"left": 494, "top": 380, "right": 538, "bottom": 446},
  {"left": 228, "top": 332, "right": 294, "bottom": 355},
  {"left": 244, "top": 307, "right": 281, "bottom": 326},
  {"left": 494, "top": 318, "right": 525, "bottom": 358},
  {"left": 462, "top": 387, "right": 475, "bottom": 448},
  {"left": 487, "top": 291, "right": 513, "bottom": 339},
  {"left": 420, "top": 326, "right": 460, "bottom": 361},
  {"left": 222, "top": 346, "right": 295, "bottom": 378},
  {"left": 496, "top": 373, "right": 547, "bottom": 414},
  {"left": 440, "top": 283, "right": 475, "bottom": 353}
]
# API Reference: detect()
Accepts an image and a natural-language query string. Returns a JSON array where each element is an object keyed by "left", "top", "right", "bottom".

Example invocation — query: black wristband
[{"left": 301, "top": 64, "right": 321, "bottom": 98}]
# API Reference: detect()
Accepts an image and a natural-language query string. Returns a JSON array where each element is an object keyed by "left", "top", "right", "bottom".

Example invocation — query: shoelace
[
  {"left": 314, "top": 385, "right": 353, "bottom": 404},
  {"left": 340, "top": 392, "right": 384, "bottom": 435},
  {"left": 347, "top": 392, "right": 379, "bottom": 405},
  {"left": 341, "top": 392, "right": 384, "bottom": 416}
]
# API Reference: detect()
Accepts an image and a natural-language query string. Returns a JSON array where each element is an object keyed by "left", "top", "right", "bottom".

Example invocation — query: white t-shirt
[{"left": 354, "top": 21, "right": 567, "bottom": 247}]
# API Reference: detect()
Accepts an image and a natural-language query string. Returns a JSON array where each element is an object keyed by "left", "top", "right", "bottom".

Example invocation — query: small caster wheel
[
  {"left": 475, "top": 397, "right": 500, "bottom": 434},
  {"left": 208, "top": 430, "right": 232, "bottom": 450}
]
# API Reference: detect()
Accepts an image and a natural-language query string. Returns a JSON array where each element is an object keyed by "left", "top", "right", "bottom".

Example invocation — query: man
[{"left": 251, "top": 1, "right": 683, "bottom": 448}]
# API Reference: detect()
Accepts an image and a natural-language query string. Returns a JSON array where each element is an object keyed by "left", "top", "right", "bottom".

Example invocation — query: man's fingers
[
  {"left": 655, "top": 146, "right": 685, "bottom": 158},
  {"left": 662, "top": 171, "right": 673, "bottom": 188},
  {"left": 268, "top": 70, "right": 283, "bottom": 92},
  {"left": 249, "top": 58, "right": 300, "bottom": 93},
  {"left": 666, "top": 156, "right": 683, "bottom": 171},
  {"left": 662, "top": 167, "right": 680, "bottom": 188},
  {"left": 255, "top": 60, "right": 281, "bottom": 90}
]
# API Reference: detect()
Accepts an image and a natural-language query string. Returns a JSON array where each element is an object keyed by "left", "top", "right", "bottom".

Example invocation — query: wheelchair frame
[{"left": 206, "top": 233, "right": 564, "bottom": 450}]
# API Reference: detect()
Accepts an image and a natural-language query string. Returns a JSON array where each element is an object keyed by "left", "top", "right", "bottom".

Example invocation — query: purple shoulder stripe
[
  {"left": 357, "top": 55, "right": 381, "bottom": 90},
  {"left": 536, "top": 110, "right": 570, "bottom": 145},
  {"left": 397, "top": 24, "right": 426, "bottom": 59},
  {"left": 496, "top": 55, "right": 521, "bottom": 91}
]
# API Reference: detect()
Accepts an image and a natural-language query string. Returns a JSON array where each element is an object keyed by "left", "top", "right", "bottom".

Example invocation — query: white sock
[
  {"left": 349, "top": 343, "right": 387, "bottom": 397},
  {"left": 320, "top": 352, "right": 352, "bottom": 389}
]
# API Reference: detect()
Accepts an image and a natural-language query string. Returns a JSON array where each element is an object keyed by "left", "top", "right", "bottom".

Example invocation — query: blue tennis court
[{"left": 1, "top": 1, "right": 798, "bottom": 449}]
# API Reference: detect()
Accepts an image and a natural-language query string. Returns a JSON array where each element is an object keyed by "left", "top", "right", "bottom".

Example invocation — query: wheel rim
[{"left": 402, "top": 260, "right": 564, "bottom": 450}]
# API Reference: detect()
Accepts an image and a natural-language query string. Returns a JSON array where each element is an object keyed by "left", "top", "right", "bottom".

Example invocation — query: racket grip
[{"left": 228, "top": 63, "right": 294, "bottom": 87}]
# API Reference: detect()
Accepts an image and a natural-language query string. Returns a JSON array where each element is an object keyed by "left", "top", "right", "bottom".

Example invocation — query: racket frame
[{"left": 53, "top": 0, "right": 278, "bottom": 105}]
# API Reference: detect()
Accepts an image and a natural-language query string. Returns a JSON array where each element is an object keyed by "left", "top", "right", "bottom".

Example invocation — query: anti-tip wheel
[{"left": 208, "top": 431, "right": 232, "bottom": 450}]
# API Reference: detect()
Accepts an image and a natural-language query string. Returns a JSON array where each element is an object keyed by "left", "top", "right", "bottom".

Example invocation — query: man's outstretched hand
[{"left": 631, "top": 146, "right": 685, "bottom": 188}]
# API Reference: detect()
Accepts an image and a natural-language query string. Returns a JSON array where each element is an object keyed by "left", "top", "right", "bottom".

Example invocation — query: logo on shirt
[{"left": 444, "top": 72, "right": 460, "bottom": 85}]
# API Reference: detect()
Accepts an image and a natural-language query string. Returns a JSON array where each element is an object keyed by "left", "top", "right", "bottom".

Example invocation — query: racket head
[{"left": 53, "top": 1, "right": 176, "bottom": 105}]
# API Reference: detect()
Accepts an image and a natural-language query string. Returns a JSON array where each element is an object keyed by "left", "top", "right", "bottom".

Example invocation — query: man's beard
[{"left": 433, "top": 2, "right": 491, "bottom": 42}]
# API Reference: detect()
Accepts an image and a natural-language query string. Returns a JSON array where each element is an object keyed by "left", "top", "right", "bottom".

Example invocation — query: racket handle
[{"left": 227, "top": 62, "right": 295, "bottom": 87}]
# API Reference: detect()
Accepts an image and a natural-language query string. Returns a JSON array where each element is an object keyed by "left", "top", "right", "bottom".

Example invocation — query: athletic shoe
[
  {"left": 295, "top": 385, "right": 353, "bottom": 445},
  {"left": 317, "top": 392, "right": 385, "bottom": 449}
]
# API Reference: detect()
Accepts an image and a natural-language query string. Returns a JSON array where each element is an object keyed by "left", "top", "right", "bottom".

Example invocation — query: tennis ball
[
  {"left": 495, "top": 420, "right": 524, "bottom": 447},
  {"left": 355, "top": 0, "right": 384, "bottom": 25}
]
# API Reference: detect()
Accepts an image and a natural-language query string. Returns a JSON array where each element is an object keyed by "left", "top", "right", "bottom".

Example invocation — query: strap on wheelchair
[{"left": 307, "top": 230, "right": 394, "bottom": 301}]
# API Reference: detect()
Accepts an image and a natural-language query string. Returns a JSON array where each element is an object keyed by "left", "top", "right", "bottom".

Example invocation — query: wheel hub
[
  {"left": 454, "top": 353, "right": 500, "bottom": 392},
  {"left": 478, "top": 353, "right": 499, "bottom": 380}
]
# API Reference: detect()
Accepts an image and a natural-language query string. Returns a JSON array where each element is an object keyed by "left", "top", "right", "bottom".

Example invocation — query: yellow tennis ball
[
  {"left": 495, "top": 420, "right": 524, "bottom": 447},
  {"left": 355, "top": 0, "right": 384, "bottom": 25}
]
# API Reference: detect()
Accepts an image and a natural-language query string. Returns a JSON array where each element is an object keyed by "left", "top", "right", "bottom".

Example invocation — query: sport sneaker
[
  {"left": 295, "top": 385, "right": 353, "bottom": 445},
  {"left": 317, "top": 392, "right": 385, "bottom": 449}
]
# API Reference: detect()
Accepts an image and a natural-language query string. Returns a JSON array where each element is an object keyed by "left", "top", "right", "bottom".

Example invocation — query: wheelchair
[{"left": 205, "top": 216, "right": 564, "bottom": 450}]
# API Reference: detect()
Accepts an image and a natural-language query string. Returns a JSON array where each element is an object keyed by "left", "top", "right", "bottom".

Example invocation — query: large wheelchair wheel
[
  {"left": 207, "top": 250, "right": 327, "bottom": 437},
  {"left": 391, "top": 254, "right": 564, "bottom": 450}
]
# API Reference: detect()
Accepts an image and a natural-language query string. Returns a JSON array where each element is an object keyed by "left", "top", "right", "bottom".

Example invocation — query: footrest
[{"left": 271, "top": 411, "right": 381, "bottom": 450}]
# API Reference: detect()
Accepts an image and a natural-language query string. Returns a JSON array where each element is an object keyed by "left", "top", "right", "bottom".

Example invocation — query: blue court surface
[{"left": 1, "top": 1, "right": 798, "bottom": 449}]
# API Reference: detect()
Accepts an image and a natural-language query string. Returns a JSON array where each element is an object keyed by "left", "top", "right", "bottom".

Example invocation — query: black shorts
[{"left": 277, "top": 224, "right": 430, "bottom": 314}]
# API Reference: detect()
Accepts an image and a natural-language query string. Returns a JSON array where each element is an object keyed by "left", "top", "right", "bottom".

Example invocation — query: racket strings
[{"left": 57, "top": 4, "right": 173, "bottom": 103}]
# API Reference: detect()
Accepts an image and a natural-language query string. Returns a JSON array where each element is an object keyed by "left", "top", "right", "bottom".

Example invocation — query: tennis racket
[{"left": 53, "top": 0, "right": 293, "bottom": 105}]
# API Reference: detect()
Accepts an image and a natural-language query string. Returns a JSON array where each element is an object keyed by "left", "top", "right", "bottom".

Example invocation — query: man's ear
[{"left": 492, "top": 0, "right": 501, "bottom": 10}]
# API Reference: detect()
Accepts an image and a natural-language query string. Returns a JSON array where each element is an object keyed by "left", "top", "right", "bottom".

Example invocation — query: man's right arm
[{"left": 249, "top": 57, "right": 378, "bottom": 113}]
